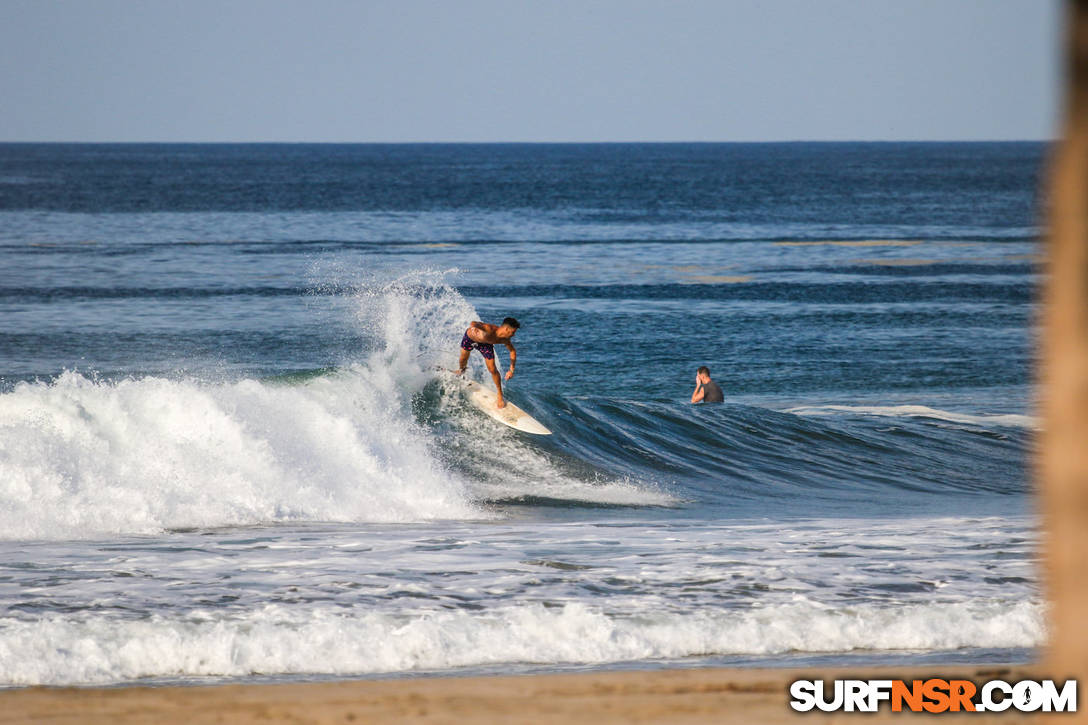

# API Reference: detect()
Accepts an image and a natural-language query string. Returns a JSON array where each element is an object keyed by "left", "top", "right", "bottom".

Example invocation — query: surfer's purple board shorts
[{"left": 461, "top": 333, "right": 495, "bottom": 360}]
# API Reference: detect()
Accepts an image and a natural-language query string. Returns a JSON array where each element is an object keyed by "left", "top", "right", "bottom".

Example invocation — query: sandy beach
[{"left": 0, "top": 665, "right": 1042, "bottom": 724}]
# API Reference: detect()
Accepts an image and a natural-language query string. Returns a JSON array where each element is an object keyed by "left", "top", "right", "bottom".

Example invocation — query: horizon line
[{"left": 0, "top": 138, "right": 1056, "bottom": 145}]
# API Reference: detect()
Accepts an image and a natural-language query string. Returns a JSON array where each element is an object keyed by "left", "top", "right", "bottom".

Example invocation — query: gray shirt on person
[{"left": 700, "top": 380, "right": 724, "bottom": 403}]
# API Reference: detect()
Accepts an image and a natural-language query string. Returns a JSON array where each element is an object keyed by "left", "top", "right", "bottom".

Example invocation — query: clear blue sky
[{"left": 0, "top": 0, "right": 1060, "bottom": 142}]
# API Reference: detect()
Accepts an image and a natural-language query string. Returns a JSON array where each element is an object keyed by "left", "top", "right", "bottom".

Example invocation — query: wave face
[
  {"left": 523, "top": 395, "right": 1030, "bottom": 509},
  {"left": 0, "top": 368, "right": 1030, "bottom": 540},
  {"left": 0, "top": 271, "right": 1031, "bottom": 540}
]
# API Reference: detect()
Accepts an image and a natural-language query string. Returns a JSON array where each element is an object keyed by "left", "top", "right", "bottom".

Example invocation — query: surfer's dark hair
[
  {"left": 502, "top": 317, "right": 520, "bottom": 329},
  {"left": 697, "top": 366, "right": 711, "bottom": 376}
]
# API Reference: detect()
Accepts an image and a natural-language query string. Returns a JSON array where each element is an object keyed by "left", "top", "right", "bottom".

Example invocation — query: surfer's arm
[
  {"left": 691, "top": 382, "right": 705, "bottom": 403},
  {"left": 504, "top": 343, "right": 516, "bottom": 380}
]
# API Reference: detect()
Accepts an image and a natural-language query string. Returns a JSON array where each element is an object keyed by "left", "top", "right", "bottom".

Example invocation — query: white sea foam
[
  {"left": 0, "top": 272, "right": 668, "bottom": 540},
  {"left": 0, "top": 272, "right": 475, "bottom": 540},
  {"left": 0, "top": 599, "right": 1042, "bottom": 686},
  {"left": 0, "top": 369, "right": 480, "bottom": 540},
  {"left": 786, "top": 404, "right": 1037, "bottom": 429}
]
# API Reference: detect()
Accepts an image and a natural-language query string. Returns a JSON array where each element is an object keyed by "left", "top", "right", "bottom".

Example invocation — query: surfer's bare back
[{"left": 456, "top": 318, "right": 519, "bottom": 408}]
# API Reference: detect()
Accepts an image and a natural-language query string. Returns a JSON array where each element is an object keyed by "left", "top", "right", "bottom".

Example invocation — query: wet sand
[{"left": 0, "top": 664, "right": 1039, "bottom": 724}]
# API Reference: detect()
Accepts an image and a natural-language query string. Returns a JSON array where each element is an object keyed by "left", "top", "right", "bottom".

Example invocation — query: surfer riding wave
[{"left": 456, "top": 318, "right": 519, "bottom": 408}]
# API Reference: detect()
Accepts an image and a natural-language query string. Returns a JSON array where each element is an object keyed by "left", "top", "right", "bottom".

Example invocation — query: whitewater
[
  {"left": 0, "top": 277, "right": 669, "bottom": 541},
  {"left": 0, "top": 515, "right": 1040, "bottom": 686}
]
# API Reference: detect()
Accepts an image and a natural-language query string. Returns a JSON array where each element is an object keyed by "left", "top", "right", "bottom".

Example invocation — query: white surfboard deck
[{"left": 455, "top": 377, "right": 552, "bottom": 435}]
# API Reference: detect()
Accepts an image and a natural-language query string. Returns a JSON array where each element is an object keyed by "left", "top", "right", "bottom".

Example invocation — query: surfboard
[{"left": 456, "top": 378, "right": 552, "bottom": 435}]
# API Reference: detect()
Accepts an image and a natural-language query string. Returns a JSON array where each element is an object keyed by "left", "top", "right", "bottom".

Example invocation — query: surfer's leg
[
  {"left": 457, "top": 333, "right": 475, "bottom": 372},
  {"left": 484, "top": 357, "right": 505, "bottom": 408}
]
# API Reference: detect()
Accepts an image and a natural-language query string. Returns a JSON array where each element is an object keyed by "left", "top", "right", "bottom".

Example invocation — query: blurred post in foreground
[{"left": 1043, "top": 0, "right": 1088, "bottom": 684}]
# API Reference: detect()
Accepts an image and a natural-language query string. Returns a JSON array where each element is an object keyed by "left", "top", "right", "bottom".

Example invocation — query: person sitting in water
[
  {"left": 456, "top": 317, "right": 519, "bottom": 409},
  {"left": 691, "top": 366, "right": 724, "bottom": 404}
]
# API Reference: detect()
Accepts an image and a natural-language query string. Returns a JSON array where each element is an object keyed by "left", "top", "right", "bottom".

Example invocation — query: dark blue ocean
[{"left": 0, "top": 143, "right": 1042, "bottom": 685}]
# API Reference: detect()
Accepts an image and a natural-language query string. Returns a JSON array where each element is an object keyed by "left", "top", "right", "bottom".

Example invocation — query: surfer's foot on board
[{"left": 496, "top": 397, "right": 506, "bottom": 409}]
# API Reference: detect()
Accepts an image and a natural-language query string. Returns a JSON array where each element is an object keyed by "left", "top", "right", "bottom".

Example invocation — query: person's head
[
  {"left": 497, "top": 317, "right": 520, "bottom": 338},
  {"left": 697, "top": 366, "right": 711, "bottom": 383}
]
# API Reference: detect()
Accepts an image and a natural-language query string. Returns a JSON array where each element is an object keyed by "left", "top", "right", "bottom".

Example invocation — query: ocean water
[{"left": 0, "top": 142, "right": 1043, "bottom": 686}]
